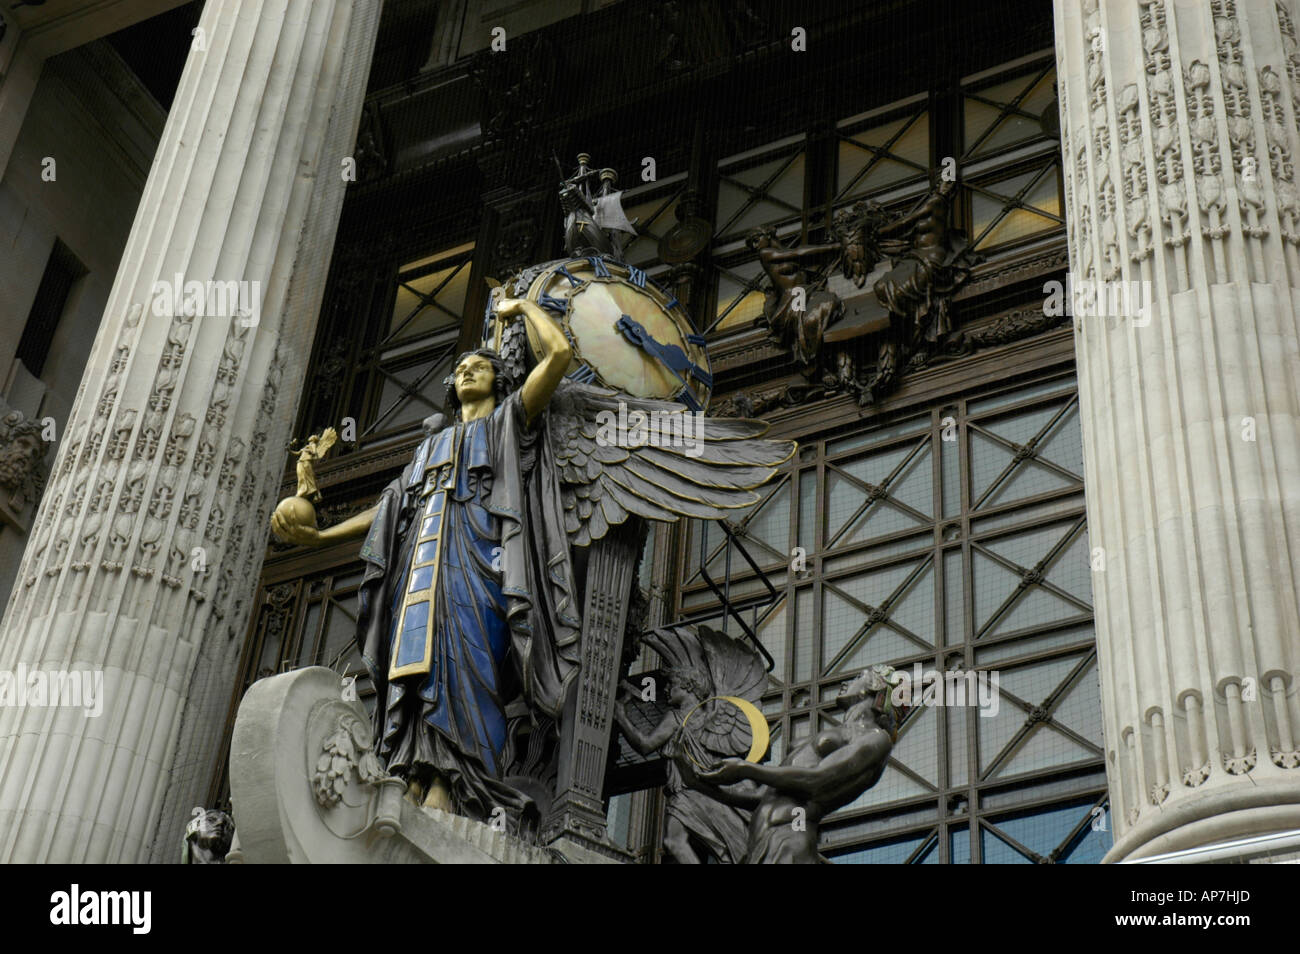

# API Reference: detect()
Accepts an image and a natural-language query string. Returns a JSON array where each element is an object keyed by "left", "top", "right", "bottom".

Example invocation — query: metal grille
[{"left": 675, "top": 372, "right": 1114, "bottom": 863}]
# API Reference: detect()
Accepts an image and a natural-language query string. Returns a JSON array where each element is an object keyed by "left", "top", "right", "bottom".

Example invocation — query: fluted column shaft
[
  {"left": 1055, "top": 0, "right": 1300, "bottom": 860},
  {"left": 0, "top": 0, "right": 381, "bottom": 862}
]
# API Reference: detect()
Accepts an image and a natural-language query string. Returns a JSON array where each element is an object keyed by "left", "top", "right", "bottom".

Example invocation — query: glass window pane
[
  {"left": 950, "top": 824, "right": 971, "bottom": 864},
  {"left": 794, "top": 588, "right": 814, "bottom": 682},
  {"left": 716, "top": 152, "right": 805, "bottom": 237},
  {"left": 623, "top": 193, "right": 681, "bottom": 267},
  {"left": 713, "top": 259, "right": 765, "bottom": 330},
  {"left": 756, "top": 598, "right": 788, "bottom": 684},
  {"left": 390, "top": 259, "right": 471, "bottom": 339},
  {"left": 831, "top": 832, "right": 932, "bottom": 864},
  {"left": 837, "top": 111, "right": 929, "bottom": 200}
]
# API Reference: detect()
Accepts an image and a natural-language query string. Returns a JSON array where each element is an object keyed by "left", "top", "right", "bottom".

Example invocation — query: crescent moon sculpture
[{"left": 681, "top": 695, "right": 771, "bottom": 765}]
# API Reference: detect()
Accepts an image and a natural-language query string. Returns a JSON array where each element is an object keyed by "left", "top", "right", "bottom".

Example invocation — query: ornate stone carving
[
  {"left": 468, "top": 33, "right": 557, "bottom": 146},
  {"left": 1224, "top": 747, "right": 1258, "bottom": 775},
  {"left": 313, "top": 711, "right": 387, "bottom": 807},
  {"left": 1271, "top": 747, "right": 1300, "bottom": 768},
  {"left": 1182, "top": 761, "right": 1212, "bottom": 787},
  {"left": 0, "top": 407, "right": 49, "bottom": 516},
  {"left": 492, "top": 214, "right": 542, "bottom": 275}
]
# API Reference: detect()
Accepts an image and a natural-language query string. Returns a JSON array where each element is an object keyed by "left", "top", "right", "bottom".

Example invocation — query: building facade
[{"left": 0, "top": 0, "right": 1297, "bottom": 864}]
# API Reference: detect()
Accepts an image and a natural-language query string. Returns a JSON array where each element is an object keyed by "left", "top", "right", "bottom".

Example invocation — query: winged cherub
[{"left": 615, "top": 624, "right": 768, "bottom": 864}]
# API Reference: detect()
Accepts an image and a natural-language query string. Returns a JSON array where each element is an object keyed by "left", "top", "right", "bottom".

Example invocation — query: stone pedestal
[
  {"left": 229, "top": 667, "right": 567, "bottom": 864},
  {"left": 1054, "top": 0, "right": 1300, "bottom": 860},
  {"left": 0, "top": 0, "right": 381, "bottom": 863}
]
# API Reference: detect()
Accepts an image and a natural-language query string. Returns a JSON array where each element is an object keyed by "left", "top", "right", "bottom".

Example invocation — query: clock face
[{"left": 523, "top": 258, "right": 712, "bottom": 411}]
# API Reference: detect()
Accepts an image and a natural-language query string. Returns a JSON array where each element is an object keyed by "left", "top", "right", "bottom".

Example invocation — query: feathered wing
[
  {"left": 644, "top": 624, "right": 769, "bottom": 763},
  {"left": 546, "top": 381, "right": 795, "bottom": 548},
  {"left": 314, "top": 427, "right": 338, "bottom": 459}
]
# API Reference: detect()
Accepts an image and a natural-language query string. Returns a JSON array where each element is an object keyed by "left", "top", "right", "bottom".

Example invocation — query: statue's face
[{"left": 454, "top": 354, "right": 496, "bottom": 404}]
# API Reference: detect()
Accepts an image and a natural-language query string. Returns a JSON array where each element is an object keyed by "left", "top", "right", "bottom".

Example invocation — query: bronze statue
[
  {"left": 744, "top": 178, "right": 978, "bottom": 407},
  {"left": 182, "top": 809, "right": 235, "bottom": 864},
  {"left": 855, "top": 179, "right": 979, "bottom": 403},
  {"left": 697, "top": 665, "right": 906, "bottom": 863},
  {"left": 614, "top": 624, "right": 768, "bottom": 864},
  {"left": 747, "top": 226, "right": 845, "bottom": 367},
  {"left": 271, "top": 296, "right": 793, "bottom": 836}
]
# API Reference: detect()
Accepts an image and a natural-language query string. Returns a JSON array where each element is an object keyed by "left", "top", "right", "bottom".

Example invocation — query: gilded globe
[{"left": 273, "top": 495, "right": 317, "bottom": 532}]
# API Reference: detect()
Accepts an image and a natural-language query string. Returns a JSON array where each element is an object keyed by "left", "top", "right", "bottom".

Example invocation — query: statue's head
[
  {"left": 745, "top": 226, "right": 778, "bottom": 251},
  {"left": 666, "top": 667, "right": 710, "bottom": 706},
  {"left": 935, "top": 177, "right": 958, "bottom": 198},
  {"left": 183, "top": 808, "right": 234, "bottom": 863},
  {"left": 838, "top": 664, "right": 908, "bottom": 739},
  {"left": 0, "top": 417, "right": 45, "bottom": 492},
  {"left": 444, "top": 349, "right": 510, "bottom": 418}
]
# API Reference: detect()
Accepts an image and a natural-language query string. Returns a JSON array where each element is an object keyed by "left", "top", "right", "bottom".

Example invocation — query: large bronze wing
[
  {"left": 545, "top": 381, "right": 795, "bottom": 548},
  {"left": 644, "top": 624, "right": 769, "bottom": 763}
]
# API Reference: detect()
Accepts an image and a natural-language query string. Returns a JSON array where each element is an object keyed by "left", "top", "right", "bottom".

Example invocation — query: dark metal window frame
[
  {"left": 671, "top": 367, "right": 1109, "bottom": 863},
  {"left": 356, "top": 241, "right": 477, "bottom": 446}
]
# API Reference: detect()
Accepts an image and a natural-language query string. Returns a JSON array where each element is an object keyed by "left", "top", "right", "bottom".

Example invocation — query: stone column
[
  {"left": 1054, "top": 0, "right": 1300, "bottom": 860},
  {"left": 0, "top": 0, "right": 381, "bottom": 862}
]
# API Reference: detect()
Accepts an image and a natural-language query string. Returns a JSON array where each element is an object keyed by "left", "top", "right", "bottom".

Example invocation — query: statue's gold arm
[
  {"left": 270, "top": 296, "right": 569, "bottom": 549},
  {"left": 271, "top": 501, "right": 377, "bottom": 548},
  {"left": 499, "top": 297, "right": 572, "bottom": 425}
]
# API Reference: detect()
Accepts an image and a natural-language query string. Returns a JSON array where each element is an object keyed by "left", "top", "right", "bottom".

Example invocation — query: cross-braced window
[
  {"left": 358, "top": 240, "right": 474, "bottom": 446},
  {"left": 675, "top": 372, "right": 1112, "bottom": 863},
  {"left": 835, "top": 96, "right": 931, "bottom": 211},
  {"left": 962, "top": 58, "right": 1063, "bottom": 255},
  {"left": 709, "top": 135, "right": 807, "bottom": 334},
  {"left": 620, "top": 173, "right": 688, "bottom": 275}
]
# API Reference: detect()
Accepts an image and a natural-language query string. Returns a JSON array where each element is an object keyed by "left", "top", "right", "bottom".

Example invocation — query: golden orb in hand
[{"left": 273, "top": 495, "right": 316, "bottom": 534}]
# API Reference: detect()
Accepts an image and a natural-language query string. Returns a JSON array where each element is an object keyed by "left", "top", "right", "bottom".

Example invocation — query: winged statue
[
  {"left": 270, "top": 296, "right": 794, "bottom": 835},
  {"left": 615, "top": 623, "right": 770, "bottom": 863}
]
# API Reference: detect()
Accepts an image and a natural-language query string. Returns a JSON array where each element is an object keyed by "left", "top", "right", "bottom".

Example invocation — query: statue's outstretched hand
[
  {"left": 271, "top": 500, "right": 323, "bottom": 547},
  {"left": 697, "top": 758, "right": 746, "bottom": 785}
]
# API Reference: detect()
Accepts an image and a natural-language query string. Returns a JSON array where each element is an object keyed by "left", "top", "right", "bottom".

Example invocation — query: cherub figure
[
  {"left": 747, "top": 226, "right": 845, "bottom": 367},
  {"left": 615, "top": 624, "right": 767, "bottom": 864}
]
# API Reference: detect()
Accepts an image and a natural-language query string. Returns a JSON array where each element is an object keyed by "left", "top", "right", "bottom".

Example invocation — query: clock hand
[{"left": 615, "top": 314, "right": 713, "bottom": 411}]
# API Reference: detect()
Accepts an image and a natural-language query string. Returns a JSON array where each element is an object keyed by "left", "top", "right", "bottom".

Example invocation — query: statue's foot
[
  {"left": 403, "top": 778, "right": 427, "bottom": 806},
  {"left": 422, "top": 774, "right": 454, "bottom": 813}
]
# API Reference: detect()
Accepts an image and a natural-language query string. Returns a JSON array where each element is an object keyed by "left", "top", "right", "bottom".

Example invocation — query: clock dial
[{"left": 522, "top": 258, "right": 712, "bottom": 410}]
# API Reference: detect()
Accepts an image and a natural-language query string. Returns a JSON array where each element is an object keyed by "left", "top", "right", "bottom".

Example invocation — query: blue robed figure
[{"left": 351, "top": 300, "right": 583, "bottom": 826}]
